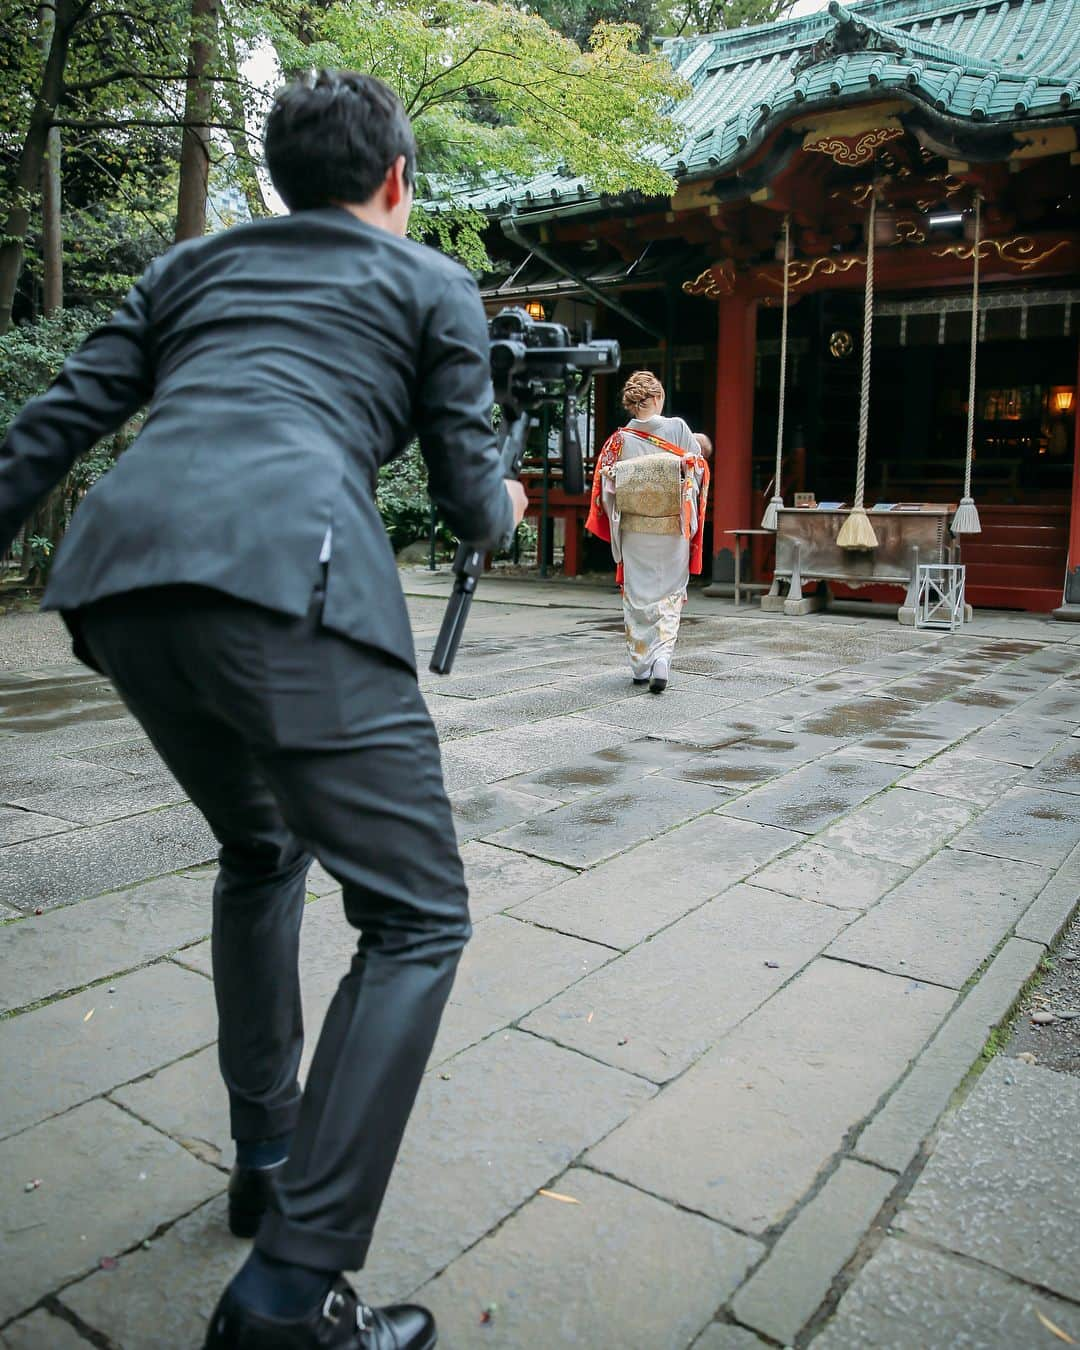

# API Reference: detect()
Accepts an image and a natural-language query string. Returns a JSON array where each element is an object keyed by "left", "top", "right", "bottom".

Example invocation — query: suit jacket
[{"left": 0, "top": 208, "right": 513, "bottom": 671}]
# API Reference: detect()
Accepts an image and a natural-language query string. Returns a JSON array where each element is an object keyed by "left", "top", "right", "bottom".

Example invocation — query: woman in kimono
[{"left": 585, "top": 371, "right": 709, "bottom": 693}]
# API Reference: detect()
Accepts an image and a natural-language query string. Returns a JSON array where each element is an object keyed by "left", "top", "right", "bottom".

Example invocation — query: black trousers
[{"left": 75, "top": 579, "right": 470, "bottom": 1272}]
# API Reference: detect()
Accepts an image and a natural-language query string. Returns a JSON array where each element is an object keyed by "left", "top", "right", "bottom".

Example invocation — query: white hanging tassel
[
  {"left": 837, "top": 190, "right": 879, "bottom": 552},
  {"left": 951, "top": 496, "right": 981, "bottom": 534},
  {"left": 761, "top": 495, "right": 782, "bottom": 531},
  {"left": 952, "top": 193, "right": 982, "bottom": 536},
  {"left": 761, "top": 214, "right": 791, "bottom": 531}
]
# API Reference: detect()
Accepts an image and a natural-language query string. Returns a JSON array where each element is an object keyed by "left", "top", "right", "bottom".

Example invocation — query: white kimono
[{"left": 600, "top": 415, "right": 705, "bottom": 680}]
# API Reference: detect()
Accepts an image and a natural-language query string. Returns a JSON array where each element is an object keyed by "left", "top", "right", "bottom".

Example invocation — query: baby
[{"left": 693, "top": 432, "right": 713, "bottom": 461}]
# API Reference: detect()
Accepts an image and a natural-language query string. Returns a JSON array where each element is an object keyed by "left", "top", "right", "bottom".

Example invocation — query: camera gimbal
[{"left": 429, "top": 307, "right": 620, "bottom": 675}]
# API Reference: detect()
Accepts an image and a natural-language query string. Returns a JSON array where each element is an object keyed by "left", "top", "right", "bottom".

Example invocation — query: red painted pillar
[
  {"left": 1053, "top": 340, "right": 1080, "bottom": 620},
  {"left": 704, "top": 292, "right": 757, "bottom": 594}
]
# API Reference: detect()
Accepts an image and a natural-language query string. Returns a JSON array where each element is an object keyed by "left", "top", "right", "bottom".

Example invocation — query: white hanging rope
[
  {"left": 761, "top": 214, "right": 791, "bottom": 531},
  {"left": 952, "top": 192, "right": 982, "bottom": 535},
  {"left": 837, "top": 188, "right": 879, "bottom": 550}
]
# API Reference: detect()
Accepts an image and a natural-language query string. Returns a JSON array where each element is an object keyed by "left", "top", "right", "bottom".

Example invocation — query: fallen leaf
[
  {"left": 83, "top": 1008, "right": 95, "bottom": 1023},
  {"left": 586, "top": 1011, "right": 594, "bottom": 1024},
  {"left": 538, "top": 1189, "right": 580, "bottom": 1205},
  {"left": 1035, "top": 1308, "right": 1076, "bottom": 1344},
  {"left": 99, "top": 1256, "right": 118, "bottom": 1271}
]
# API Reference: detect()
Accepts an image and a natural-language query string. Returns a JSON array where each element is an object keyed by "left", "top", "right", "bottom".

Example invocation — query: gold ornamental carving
[
  {"left": 931, "top": 236, "right": 1070, "bottom": 272},
  {"left": 683, "top": 260, "right": 735, "bottom": 298},
  {"left": 758, "top": 254, "right": 866, "bottom": 291},
  {"left": 804, "top": 126, "right": 903, "bottom": 166},
  {"left": 829, "top": 182, "right": 874, "bottom": 208},
  {"left": 891, "top": 220, "right": 927, "bottom": 245}
]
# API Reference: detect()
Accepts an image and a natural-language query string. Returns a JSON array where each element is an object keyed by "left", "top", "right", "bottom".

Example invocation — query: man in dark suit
[{"left": 0, "top": 71, "right": 526, "bottom": 1350}]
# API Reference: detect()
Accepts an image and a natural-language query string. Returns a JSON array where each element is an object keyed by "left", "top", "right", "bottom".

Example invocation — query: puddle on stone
[
  {"left": 1031, "top": 806, "right": 1070, "bottom": 822},
  {"left": 538, "top": 765, "right": 617, "bottom": 789},
  {"left": 951, "top": 690, "right": 1014, "bottom": 709},
  {"left": 1, "top": 674, "right": 127, "bottom": 732}
]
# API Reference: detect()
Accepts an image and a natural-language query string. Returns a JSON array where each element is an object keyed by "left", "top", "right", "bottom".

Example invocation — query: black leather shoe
[
  {"left": 632, "top": 676, "right": 649, "bottom": 686},
  {"left": 228, "top": 1163, "right": 283, "bottom": 1239},
  {"left": 204, "top": 1279, "right": 437, "bottom": 1349}
]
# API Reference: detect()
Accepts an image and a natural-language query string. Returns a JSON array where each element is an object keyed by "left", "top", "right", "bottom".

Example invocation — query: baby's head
[{"left": 693, "top": 432, "right": 713, "bottom": 461}]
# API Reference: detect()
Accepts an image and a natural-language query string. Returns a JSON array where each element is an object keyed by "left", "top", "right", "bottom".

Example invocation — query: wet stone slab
[
  {"left": 0, "top": 872, "right": 210, "bottom": 1015},
  {"left": 1023, "top": 739, "right": 1080, "bottom": 796},
  {"left": 0, "top": 750, "right": 131, "bottom": 799},
  {"left": 0, "top": 1310, "right": 91, "bottom": 1349},
  {"left": 750, "top": 843, "right": 908, "bottom": 912},
  {"left": 814, "top": 1238, "right": 1080, "bottom": 1350},
  {"left": 435, "top": 914, "right": 612, "bottom": 1053},
  {"left": 362, "top": 1032, "right": 656, "bottom": 1304},
  {"left": 486, "top": 775, "right": 726, "bottom": 868},
  {"left": 0, "top": 961, "right": 216, "bottom": 1140},
  {"left": 900, "top": 748, "right": 1025, "bottom": 808},
  {"left": 963, "top": 713, "right": 1072, "bottom": 767},
  {"left": 667, "top": 732, "right": 841, "bottom": 791},
  {"left": 897, "top": 1058, "right": 1080, "bottom": 1302},
  {"left": 587, "top": 688, "right": 740, "bottom": 734},
  {"left": 438, "top": 717, "right": 628, "bottom": 791},
  {"left": 587, "top": 960, "right": 952, "bottom": 1234},
  {"left": 510, "top": 815, "right": 799, "bottom": 950},
  {"left": 1017, "top": 682, "right": 1080, "bottom": 722},
  {"left": 111, "top": 1044, "right": 230, "bottom": 1169},
  {"left": 951, "top": 786, "right": 1080, "bottom": 868},
  {"left": 7, "top": 774, "right": 189, "bottom": 825},
  {"left": 731, "top": 1158, "right": 896, "bottom": 1346},
  {"left": 419, "top": 1168, "right": 761, "bottom": 1350},
  {"left": 692, "top": 1326, "right": 773, "bottom": 1349},
  {"left": 815, "top": 788, "right": 974, "bottom": 865},
  {"left": 448, "top": 784, "right": 555, "bottom": 843},
  {"left": 718, "top": 754, "right": 903, "bottom": 834},
  {"left": 826, "top": 849, "right": 1047, "bottom": 988},
  {"left": 0, "top": 802, "right": 217, "bottom": 911},
  {"left": 522, "top": 884, "right": 845, "bottom": 1082},
  {"left": 0, "top": 804, "right": 72, "bottom": 846},
  {"left": 502, "top": 736, "right": 700, "bottom": 804},
  {"left": 0, "top": 1098, "right": 222, "bottom": 1324},
  {"left": 59, "top": 1196, "right": 242, "bottom": 1350},
  {"left": 458, "top": 841, "right": 571, "bottom": 923}
]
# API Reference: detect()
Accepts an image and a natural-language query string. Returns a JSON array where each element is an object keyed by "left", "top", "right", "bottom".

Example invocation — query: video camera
[{"left": 430, "top": 306, "right": 620, "bottom": 675}]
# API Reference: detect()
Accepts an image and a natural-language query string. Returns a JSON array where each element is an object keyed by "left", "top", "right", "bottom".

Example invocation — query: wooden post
[
  {"left": 704, "top": 293, "right": 756, "bottom": 596},
  {"left": 1053, "top": 342, "right": 1080, "bottom": 621}
]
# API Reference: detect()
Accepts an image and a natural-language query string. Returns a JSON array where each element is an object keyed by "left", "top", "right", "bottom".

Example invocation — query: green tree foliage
[
  {"left": 0, "top": 309, "right": 140, "bottom": 578},
  {"left": 305, "top": 0, "right": 688, "bottom": 268}
]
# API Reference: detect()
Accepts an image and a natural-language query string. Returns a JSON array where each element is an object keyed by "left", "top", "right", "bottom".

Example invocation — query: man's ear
[{"left": 384, "top": 155, "right": 408, "bottom": 210}]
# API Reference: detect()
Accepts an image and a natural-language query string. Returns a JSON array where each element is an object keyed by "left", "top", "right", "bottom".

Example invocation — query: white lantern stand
[{"left": 915, "top": 563, "right": 967, "bottom": 632}]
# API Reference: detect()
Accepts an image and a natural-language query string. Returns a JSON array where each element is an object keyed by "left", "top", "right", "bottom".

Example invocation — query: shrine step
[
  {"left": 962, "top": 561, "right": 1065, "bottom": 589},
  {"left": 966, "top": 584, "right": 1062, "bottom": 613}
]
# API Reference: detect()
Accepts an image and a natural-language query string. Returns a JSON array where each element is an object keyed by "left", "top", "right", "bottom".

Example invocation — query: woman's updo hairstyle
[{"left": 621, "top": 371, "right": 664, "bottom": 416}]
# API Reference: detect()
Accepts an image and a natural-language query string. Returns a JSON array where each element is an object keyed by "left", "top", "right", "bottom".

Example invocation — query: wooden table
[{"left": 725, "top": 528, "right": 775, "bottom": 606}]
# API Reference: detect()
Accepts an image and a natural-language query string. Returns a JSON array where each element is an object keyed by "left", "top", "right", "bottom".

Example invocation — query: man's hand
[{"left": 505, "top": 478, "right": 528, "bottom": 526}]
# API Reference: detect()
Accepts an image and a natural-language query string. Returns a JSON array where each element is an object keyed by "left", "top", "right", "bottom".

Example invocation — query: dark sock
[
  {"left": 229, "top": 1249, "right": 335, "bottom": 1320},
  {"left": 235, "top": 1131, "right": 292, "bottom": 1170}
]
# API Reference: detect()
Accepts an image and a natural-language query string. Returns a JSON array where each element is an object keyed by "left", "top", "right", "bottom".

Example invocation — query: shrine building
[{"left": 444, "top": 0, "right": 1080, "bottom": 616}]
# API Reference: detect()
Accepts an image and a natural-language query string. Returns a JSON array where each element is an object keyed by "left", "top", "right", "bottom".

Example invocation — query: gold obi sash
[{"left": 614, "top": 452, "right": 684, "bottom": 535}]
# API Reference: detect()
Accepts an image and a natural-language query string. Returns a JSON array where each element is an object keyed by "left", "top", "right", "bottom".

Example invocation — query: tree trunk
[
  {"left": 175, "top": 0, "right": 220, "bottom": 243},
  {"left": 41, "top": 126, "right": 63, "bottom": 314},
  {"left": 38, "top": 5, "right": 64, "bottom": 315},
  {"left": 0, "top": 0, "right": 78, "bottom": 334}
]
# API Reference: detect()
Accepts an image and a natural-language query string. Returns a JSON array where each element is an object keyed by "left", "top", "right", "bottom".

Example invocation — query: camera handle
[{"left": 429, "top": 409, "right": 531, "bottom": 675}]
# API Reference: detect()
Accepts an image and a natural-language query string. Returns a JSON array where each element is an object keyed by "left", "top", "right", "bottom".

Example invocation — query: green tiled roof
[{"left": 439, "top": 0, "right": 1080, "bottom": 217}]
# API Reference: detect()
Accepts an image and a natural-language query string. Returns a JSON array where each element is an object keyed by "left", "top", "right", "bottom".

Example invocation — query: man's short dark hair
[{"left": 265, "top": 70, "right": 418, "bottom": 212}]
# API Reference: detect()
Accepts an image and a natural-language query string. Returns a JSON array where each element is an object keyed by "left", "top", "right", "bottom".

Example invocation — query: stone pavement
[{"left": 2, "top": 575, "right": 1080, "bottom": 1348}]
